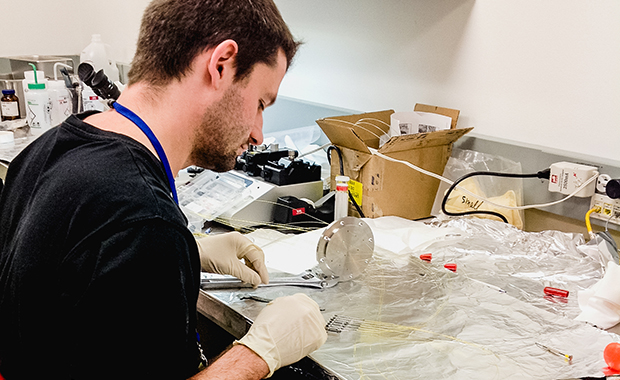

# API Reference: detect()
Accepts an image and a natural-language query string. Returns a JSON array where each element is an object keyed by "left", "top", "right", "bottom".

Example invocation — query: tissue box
[{"left": 316, "top": 104, "right": 472, "bottom": 220}]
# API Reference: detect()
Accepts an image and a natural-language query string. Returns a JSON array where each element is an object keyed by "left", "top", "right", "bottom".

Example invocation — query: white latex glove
[
  {"left": 196, "top": 232, "right": 269, "bottom": 287},
  {"left": 235, "top": 293, "right": 327, "bottom": 377}
]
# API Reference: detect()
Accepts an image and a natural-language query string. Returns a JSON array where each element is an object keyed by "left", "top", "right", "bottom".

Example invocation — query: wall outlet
[
  {"left": 548, "top": 162, "right": 598, "bottom": 197},
  {"left": 590, "top": 193, "right": 620, "bottom": 226},
  {"left": 597, "top": 174, "right": 612, "bottom": 193}
]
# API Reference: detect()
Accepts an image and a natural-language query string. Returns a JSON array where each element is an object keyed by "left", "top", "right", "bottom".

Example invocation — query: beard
[{"left": 190, "top": 86, "right": 250, "bottom": 172}]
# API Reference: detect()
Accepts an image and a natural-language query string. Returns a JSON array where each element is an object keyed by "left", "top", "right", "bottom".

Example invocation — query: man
[{"left": 0, "top": 0, "right": 326, "bottom": 379}]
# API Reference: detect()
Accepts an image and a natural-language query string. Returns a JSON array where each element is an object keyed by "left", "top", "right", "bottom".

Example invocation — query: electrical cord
[
  {"left": 371, "top": 148, "right": 598, "bottom": 212},
  {"left": 327, "top": 145, "right": 366, "bottom": 218},
  {"left": 326, "top": 146, "right": 344, "bottom": 177},
  {"left": 296, "top": 142, "right": 331, "bottom": 160},
  {"left": 585, "top": 206, "right": 600, "bottom": 240},
  {"left": 440, "top": 169, "right": 551, "bottom": 223},
  {"left": 323, "top": 118, "right": 600, "bottom": 224}
]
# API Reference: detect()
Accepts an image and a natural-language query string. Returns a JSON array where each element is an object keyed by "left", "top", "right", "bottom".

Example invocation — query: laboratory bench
[
  {"left": 196, "top": 217, "right": 619, "bottom": 380},
  {"left": 1, "top": 122, "right": 617, "bottom": 378}
]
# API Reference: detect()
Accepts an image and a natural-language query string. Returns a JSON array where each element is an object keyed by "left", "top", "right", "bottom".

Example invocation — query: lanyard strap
[{"left": 112, "top": 102, "right": 179, "bottom": 204}]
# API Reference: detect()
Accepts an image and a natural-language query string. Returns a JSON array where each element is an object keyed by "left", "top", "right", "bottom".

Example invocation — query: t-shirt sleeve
[{"left": 65, "top": 218, "right": 201, "bottom": 380}]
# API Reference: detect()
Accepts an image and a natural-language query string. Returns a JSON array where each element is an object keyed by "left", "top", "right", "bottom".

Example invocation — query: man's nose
[{"left": 249, "top": 115, "right": 264, "bottom": 146}]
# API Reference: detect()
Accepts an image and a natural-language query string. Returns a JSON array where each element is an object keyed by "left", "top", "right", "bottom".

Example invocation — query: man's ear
[{"left": 207, "top": 39, "right": 238, "bottom": 89}]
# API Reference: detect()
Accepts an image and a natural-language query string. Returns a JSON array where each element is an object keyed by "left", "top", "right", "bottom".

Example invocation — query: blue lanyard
[{"left": 112, "top": 102, "right": 179, "bottom": 204}]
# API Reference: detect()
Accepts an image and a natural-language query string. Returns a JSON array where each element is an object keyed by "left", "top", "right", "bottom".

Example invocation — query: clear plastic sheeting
[
  {"left": 205, "top": 217, "right": 619, "bottom": 379},
  {"left": 417, "top": 218, "right": 602, "bottom": 319}
]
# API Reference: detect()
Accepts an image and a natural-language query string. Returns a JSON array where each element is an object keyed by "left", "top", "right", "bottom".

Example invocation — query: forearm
[{"left": 189, "top": 344, "right": 269, "bottom": 380}]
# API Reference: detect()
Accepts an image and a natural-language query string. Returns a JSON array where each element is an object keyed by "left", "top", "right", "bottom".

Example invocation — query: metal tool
[
  {"left": 200, "top": 270, "right": 338, "bottom": 290},
  {"left": 200, "top": 216, "right": 374, "bottom": 290},
  {"left": 536, "top": 342, "right": 573, "bottom": 362},
  {"left": 240, "top": 295, "right": 273, "bottom": 303}
]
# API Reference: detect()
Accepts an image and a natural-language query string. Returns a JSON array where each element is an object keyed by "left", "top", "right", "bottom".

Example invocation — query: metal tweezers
[{"left": 200, "top": 271, "right": 338, "bottom": 290}]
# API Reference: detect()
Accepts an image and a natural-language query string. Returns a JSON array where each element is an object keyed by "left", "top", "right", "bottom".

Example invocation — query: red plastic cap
[
  {"left": 543, "top": 287, "right": 569, "bottom": 298},
  {"left": 444, "top": 263, "right": 457, "bottom": 272},
  {"left": 419, "top": 253, "right": 432, "bottom": 262}
]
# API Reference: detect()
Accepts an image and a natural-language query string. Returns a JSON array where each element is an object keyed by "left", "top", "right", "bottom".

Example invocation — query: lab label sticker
[
  {"left": 292, "top": 207, "right": 306, "bottom": 216},
  {"left": 348, "top": 179, "right": 363, "bottom": 206}
]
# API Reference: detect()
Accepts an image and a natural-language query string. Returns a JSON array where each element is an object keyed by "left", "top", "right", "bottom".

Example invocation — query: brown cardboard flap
[
  {"left": 340, "top": 148, "right": 372, "bottom": 174},
  {"left": 379, "top": 127, "right": 473, "bottom": 153},
  {"left": 316, "top": 119, "right": 370, "bottom": 153},
  {"left": 317, "top": 110, "right": 394, "bottom": 153},
  {"left": 414, "top": 103, "right": 460, "bottom": 130},
  {"left": 329, "top": 147, "right": 373, "bottom": 188}
]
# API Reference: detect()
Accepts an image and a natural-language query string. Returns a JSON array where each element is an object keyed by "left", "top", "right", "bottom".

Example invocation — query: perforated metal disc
[{"left": 316, "top": 217, "right": 374, "bottom": 280}]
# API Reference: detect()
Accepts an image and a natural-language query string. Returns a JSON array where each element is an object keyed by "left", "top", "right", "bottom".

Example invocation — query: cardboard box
[{"left": 316, "top": 104, "right": 472, "bottom": 220}]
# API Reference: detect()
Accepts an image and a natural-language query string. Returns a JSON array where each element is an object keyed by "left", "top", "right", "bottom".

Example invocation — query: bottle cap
[
  {"left": 444, "top": 263, "right": 457, "bottom": 272},
  {"left": 335, "top": 175, "right": 350, "bottom": 182},
  {"left": 2, "top": 89, "right": 15, "bottom": 95},
  {"left": 419, "top": 253, "right": 432, "bottom": 262},
  {"left": 28, "top": 83, "right": 46, "bottom": 90}
]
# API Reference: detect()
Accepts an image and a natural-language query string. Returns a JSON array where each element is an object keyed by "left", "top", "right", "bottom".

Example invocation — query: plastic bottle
[
  {"left": 81, "top": 85, "right": 105, "bottom": 112},
  {"left": 80, "top": 34, "right": 120, "bottom": 83},
  {"left": 48, "top": 80, "right": 72, "bottom": 126},
  {"left": 334, "top": 175, "right": 350, "bottom": 221},
  {"left": 1, "top": 89, "right": 20, "bottom": 121},
  {"left": 24, "top": 66, "right": 52, "bottom": 135},
  {"left": 21, "top": 70, "right": 46, "bottom": 103}
]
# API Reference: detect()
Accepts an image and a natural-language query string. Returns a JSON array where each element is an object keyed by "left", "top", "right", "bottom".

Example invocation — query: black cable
[
  {"left": 441, "top": 168, "right": 550, "bottom": 223},
  {"left": 348, "top": 187, "right": 365, "bottom": 218},
  {"left": 326, "top": 145, "right": 366, "bottom": 218},
  {"left": 326, "top": 146, "right": 344, "bottom": 176}
]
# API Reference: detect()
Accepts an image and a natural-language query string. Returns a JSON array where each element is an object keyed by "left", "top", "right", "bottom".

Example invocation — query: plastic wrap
[
  {"left": 206, "top": 217, "right": 618, "bottom": 379},
  {"left": 431, "top": 149, "right": 525, "bottom": 229}
]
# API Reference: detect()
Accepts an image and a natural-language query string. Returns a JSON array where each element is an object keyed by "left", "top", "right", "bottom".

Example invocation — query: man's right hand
[
  {"left": 196, "top": 232, "right": 269, "bottom": 288},
  {"left": 235, "top": 293, "right": 327, "bottom": 377}
]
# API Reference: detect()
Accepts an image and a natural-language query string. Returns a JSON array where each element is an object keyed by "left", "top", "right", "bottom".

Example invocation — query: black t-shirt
[{"left": 0, "top": 113, "right": 202, "bottom": 379}]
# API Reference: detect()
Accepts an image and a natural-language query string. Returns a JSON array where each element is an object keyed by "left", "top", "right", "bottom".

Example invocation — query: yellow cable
[{"left": 585, "top": 206, "right": 600, "bottom": 238}]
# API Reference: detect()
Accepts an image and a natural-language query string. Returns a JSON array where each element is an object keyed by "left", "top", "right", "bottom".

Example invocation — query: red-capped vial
[
  {"left": 334, "top": 175, "right": 349, "bottom": 221},
  {"left": 419, "top": 253, "right": 432, "bottom": 262},
  {"left": 444, "top": 263, "right": 457, "bottom": 272},
  {"left": 544, "top": 287, "right": 569, "bottom": 298}
]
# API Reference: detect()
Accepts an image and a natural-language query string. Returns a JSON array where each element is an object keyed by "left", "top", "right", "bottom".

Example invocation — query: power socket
[
  {"left": 589, "top": 193, "right": 620, "bottom": 226},
  {"left": 597, "top": 174, "right": 612, "bottom": 193},
  {"left": 548, "top": 162, "right": 598, "bottom": 197}
]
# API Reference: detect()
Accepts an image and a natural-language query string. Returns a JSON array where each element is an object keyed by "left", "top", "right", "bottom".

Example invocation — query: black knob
[{"left": 607, "top": 179, "right": 620, "bottom": 199}]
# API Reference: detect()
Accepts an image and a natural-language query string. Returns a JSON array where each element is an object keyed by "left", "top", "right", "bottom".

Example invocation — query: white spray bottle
[{"left": 25, "top": 63, "right": 52, "bottom": 136}]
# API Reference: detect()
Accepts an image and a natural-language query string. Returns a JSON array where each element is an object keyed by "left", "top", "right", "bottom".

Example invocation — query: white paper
[
  {"left": 389, "top": 111, "right": 452, "bottom": 137},
  {"left": 248, "top": 228, "right": 326, "bottom": 275},
  {"left": 248, "top": 217, "right": 461, "bottom": 275}
]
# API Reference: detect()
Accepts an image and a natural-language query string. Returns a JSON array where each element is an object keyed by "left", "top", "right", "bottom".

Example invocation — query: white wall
[
  {"left": 275, "top": 0, "right": 620, "bottom": 164},
  {"left": 1, "top": 0, "right": 618, "bottom": 163},
  {"left": 0, "top": 0, "right": 150, "bottom": 64}
]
